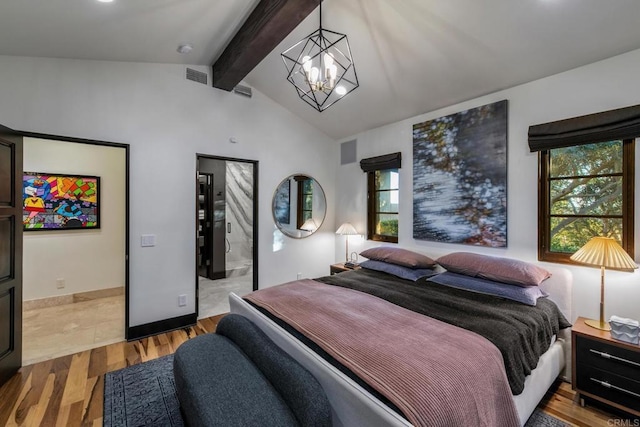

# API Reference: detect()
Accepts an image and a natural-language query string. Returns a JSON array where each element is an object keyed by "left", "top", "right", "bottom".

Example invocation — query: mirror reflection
[{"left": 272, "top": 175, "right": 326, "bottom": 238}]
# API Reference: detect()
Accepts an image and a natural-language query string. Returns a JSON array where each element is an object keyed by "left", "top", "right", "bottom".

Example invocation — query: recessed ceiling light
[
  {"left": 177, "top": 44, "right": 194, "bottom": 54},
  {"left": 97, "top": 0, "right": 114, "bottom": 3}
]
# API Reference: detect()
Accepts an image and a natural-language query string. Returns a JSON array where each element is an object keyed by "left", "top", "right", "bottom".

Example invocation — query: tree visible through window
[
  {"left": 368, "top": 169, "right": 399, "bottom": 242},
  {"left": 539, "top": 139, "right": 634, "bottom": 262}
]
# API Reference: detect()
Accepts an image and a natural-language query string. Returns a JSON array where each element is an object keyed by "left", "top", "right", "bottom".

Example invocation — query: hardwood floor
[
  {"left": 0, "top": 315, "right": 223, "bottom": 427},
  {"left": 0, "top": 313, "right": 635, "bottom": 427}
]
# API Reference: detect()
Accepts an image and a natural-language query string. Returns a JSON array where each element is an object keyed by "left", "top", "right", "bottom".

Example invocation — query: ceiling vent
[
  {"left": 232, "top": 84, "right": 253, "bottom": 98},
  {"left": 186, "top": 68, "right": 208, "bottom": 85}
]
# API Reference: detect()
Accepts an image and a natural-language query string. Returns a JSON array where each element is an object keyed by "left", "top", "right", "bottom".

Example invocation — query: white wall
[
  {"left": 23, "top": 137, "right": 125, "bottom": 300},
  {"left": 336, "top": 48, "right": 640, "bottom": 323},
  {"left": 0, "top": 55, "right": 337, "bottom": 327}
]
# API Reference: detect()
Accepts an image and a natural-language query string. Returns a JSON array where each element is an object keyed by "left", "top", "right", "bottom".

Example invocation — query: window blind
[
  {"left": 359, "top": 152, "right": 402, "bottom": 172},
  {"left": 528, "top": 104, "right": 640, "bottom": 152}
]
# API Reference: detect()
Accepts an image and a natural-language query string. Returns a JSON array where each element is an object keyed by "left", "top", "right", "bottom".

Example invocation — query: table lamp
[
  {"left": 300, "top": 218, "right": 318, "bottom": 232},
  {"left": 570, "top": 236, "right": 638, "bottom": 331},
  {"left": 336, "top": 223, "right": 358, "bottom": 262}
]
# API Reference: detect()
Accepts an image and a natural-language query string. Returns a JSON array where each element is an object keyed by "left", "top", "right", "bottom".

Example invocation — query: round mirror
[{"left": 272, "top": 174, "right": 326, "bottom": 238}]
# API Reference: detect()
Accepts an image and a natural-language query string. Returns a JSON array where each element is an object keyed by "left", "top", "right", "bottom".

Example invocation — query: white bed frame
[{"left": 229, "top": 266, "right": 573, "bottom": 427}]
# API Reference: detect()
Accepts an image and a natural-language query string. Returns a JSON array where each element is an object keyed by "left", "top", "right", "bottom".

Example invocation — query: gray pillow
[
  {"left": 360, "top": 260, "right": 438, "bottom": 281},
  {"left": 427, "top": 272, "right": 548, "bottom": 306}
]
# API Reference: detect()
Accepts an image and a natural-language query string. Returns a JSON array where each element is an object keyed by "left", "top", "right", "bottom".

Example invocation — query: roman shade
[
  {"left": 528, "top": 104, "right": 640, "bottom": 152},
  {"left": 359, "top": 152, "right": 402, "bottom": 172}
]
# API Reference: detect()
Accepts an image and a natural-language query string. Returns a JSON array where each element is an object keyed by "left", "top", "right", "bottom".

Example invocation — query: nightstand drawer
[
  {"left": 576, "top": 363, "right": 640, "bottom": 412},
  {"left": 576, "top": 335, "right": 640, "bottom": 379}
]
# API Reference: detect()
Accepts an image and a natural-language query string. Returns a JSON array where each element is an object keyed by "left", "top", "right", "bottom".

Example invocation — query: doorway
[
  {"left": 196, "top": 155, "right": 257, "bottom": 318},
  {"left": 20, "top": 132, "right": 129, "bottom": 365}
]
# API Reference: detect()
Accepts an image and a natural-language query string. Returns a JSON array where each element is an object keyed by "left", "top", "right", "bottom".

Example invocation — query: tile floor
[
  {"left": 22, "top": 270, "right": 253, "bottom": 366},
  {"left": 22, "top": 294, "right": 125, "bottom": 366},
  {"left": 199, "top": 269, "right": 254, "bottom": 319}
]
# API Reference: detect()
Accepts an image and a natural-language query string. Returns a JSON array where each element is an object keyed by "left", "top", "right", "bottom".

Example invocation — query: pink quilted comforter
[{"left": 245, "top": 279, "right": 520, "bottom": 427}]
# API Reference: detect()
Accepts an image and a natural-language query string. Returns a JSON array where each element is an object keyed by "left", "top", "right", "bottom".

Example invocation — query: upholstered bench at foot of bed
[{"left": 173, "top": 313, "right": 332, "bottom": 427}]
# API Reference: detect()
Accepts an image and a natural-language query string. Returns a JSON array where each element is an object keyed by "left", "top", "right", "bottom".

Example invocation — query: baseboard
[
  {"left": 24, "top": 286, "right": 124, "bottom": 311},
  {"left": 73, "top": 287, "right": 124, "bottom": 302},
  {"left": 23, "top": 294, "right": 73, "bottom": 310},
  {"left": 127, "top": 313, "right": 197, "bottom": 341}
]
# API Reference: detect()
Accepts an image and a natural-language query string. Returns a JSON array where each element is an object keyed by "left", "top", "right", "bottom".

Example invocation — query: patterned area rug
[
  {"left": 103, "top": 355, "right": 183, "bottom": 427},
  {"left": 103, "top": 354, "right": 568, "bottom": 427}
]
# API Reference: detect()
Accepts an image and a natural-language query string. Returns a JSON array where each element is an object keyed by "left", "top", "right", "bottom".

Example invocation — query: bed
[{"left": 229, "top": 261, "right": 572, "bottom": 427}]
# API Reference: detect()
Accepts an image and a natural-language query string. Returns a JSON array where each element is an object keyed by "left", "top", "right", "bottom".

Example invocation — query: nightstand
[
  {"left": 572, "top": 317, "right": 640, "bottom": 416},
  {"left": 330, "top": 263, "right": 360, "bottom": 275}
]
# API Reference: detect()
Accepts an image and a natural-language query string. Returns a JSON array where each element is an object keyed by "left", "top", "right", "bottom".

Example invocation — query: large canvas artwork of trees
[{"left": 413, "top": 100, "right": 507, "bottom": 247}]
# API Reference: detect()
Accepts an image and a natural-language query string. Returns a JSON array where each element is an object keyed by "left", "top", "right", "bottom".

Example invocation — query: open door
[{"left": 0, "top": 124, "right": 23, "bottom": 387}]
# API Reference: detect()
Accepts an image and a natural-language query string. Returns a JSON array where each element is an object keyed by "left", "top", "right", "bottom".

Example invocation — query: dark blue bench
[{"left": 173, "top": 314, "right": 332, "bottom": 427}]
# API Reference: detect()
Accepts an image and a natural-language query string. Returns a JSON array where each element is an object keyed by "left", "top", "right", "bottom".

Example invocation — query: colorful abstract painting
[
  {"left": 23, "top": 173, "right": 100, "bottom": 230},
  {"left": 413, "top": 100, "right": 508, "bottom": 247}
]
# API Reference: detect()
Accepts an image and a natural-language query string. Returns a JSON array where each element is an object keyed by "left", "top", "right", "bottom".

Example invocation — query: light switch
[{"left": 141, "top": 234, "right": 156, "bottom": 247}]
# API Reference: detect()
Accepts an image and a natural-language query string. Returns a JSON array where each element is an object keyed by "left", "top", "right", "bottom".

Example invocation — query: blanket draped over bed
[
  {"left": 245, "top": 279, "right": 521, "bottom": 427},
  {"left": 316, "top": 269, "right": 571, "bottom": 394}
]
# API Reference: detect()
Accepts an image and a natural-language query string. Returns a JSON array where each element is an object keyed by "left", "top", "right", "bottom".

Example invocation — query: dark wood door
[{"left": 0, "top": 124, "right": 23, "bottom": 387}]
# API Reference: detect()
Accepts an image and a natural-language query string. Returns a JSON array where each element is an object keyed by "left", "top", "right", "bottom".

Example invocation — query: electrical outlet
[
  {"left": 56, "top": 278, "right": 65, "bottom": 289},
  {"left": 178, "top": 294, "right": 187, "bottom": 307}
]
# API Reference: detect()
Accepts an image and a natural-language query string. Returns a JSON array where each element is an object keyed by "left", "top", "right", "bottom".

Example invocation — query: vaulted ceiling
[{"left": 2, "top": 0, "right": 640, "bottom": 139}]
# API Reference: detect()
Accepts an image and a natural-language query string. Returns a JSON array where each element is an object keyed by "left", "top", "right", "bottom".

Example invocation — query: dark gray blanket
[{"left": 316, "top": 269, "right": 571, "bottom": 395}]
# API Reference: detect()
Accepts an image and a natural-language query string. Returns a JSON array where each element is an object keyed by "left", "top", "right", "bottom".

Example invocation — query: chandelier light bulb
[
  {"left": 324, "top": 53, "right": 334, "bottom": 68},
  {"left": 328, "top": 64, "right": 337, "bottom": 87},
  {"left": 310, "top": 67, "right": 320, "bottom": 84},
  {"left": 327, "top": 63, "right": 337, "bottom": 77},
  {"left": 335, "top": 86, "right": 347, "bottom": 96},
  {"left": 302, "top": 56, "right": 312, "bottom": 73}
]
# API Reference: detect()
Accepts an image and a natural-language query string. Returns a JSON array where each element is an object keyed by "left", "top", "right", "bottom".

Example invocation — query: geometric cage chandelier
[{"left": 281, "top": 0, "right": 359, "bottom": 112}]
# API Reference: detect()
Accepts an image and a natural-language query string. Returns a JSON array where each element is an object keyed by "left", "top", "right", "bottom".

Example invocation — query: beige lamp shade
[
  {"left": 570, "top": 237, "right": 637, "bottom": 270},
  {"left": 336, "top": 222, "right": 358, "bottom": 235},
  {"left": 570, "top": 236, "right": 637, "bottom": 331},
  {"left": 300, "top": 218, "right": 319, "bottom": 232},
  {"left": 336, "top": 222, "right": 358, "bottom": 263}
]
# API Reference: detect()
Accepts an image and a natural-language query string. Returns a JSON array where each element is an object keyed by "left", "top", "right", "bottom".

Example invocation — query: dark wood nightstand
[
  {"left": 572, "top": 317, "right": 640, "bottom": 416},
  {"left": 330, "top": 263, "right": 360, "bottom": 275}
]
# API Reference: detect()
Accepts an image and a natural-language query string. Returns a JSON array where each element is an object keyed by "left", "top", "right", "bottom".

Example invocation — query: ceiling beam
[{"left": 212, "top": 0, "right": 321, "bottom": 91}]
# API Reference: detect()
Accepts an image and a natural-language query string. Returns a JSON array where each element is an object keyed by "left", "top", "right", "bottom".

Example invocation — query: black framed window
[
  {"left": 538, "top": 139, "right": 634, "bottom": 263},
  {"left": 296, "top": 177, "right": 313, "bottom": 229},
  {"left": 360, "top": 152, "right": 402, "bottom": 243},
  {"left": 530, "top": 106, "right": 638, "bottom": 264},
  {"left": 367, "top": 169, "right": 399, "bottom": 242}
]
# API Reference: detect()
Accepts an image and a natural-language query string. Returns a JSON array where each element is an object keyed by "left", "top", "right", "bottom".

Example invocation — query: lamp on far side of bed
[
  {"left": 336, "top": 223, "right": 359, "bottom": 263},
  {"left": 570, "top": 236, "right": 638, "bottom": 331},
  {"left": 300, "top": 218, "right": 319, "bottom": 232}
]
